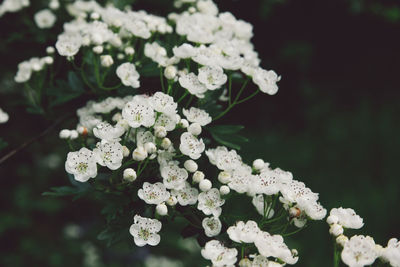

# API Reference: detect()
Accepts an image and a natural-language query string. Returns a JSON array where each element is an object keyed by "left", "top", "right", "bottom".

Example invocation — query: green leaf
[
  {"left": 208, "top": 125, "right": 244, "bottom": 134},
  {"left": 42, "top": 186, "right": 81, "bottom": 197},
  {"left": 139, "top": 61, "right": 159, "bottom": 77},
  {"left": 48, "top": 72, "right": 85, "bottom": 107},
  {"left": 68, "top": 71, "right": 84, "bottom": 91},
  {"left": 0, "top": 138, "right": 8, "bottom": 152},
  {"left": 208, "top": 125, "right": 248, "bottom": 150}
]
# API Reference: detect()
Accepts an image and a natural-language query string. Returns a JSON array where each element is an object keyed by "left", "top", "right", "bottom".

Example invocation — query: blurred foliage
[{"left": 0, "top": 0, "right": 400, "bottom": 266}]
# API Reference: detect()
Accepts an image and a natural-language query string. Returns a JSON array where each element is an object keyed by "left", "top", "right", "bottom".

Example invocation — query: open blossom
[
  {"left": 160, "top": 163, "right": 188, "bottom": 190},
  {"left": 328, "top": 207, "right": 364, "bottom": 229},
  {"left": 138, "top": 182, "right": 170, "bottom": 205},
  {"left": 65, "top": 147, "right": 97, "bottom": 182},
  {"left": 34, "top": 9, "right": 56, "bottom": 29},
  {"left": 227, "top": 220, "right": 261, "bottom": 243},
  {"left": 144, "top": 42, "right": 169, "bottom": 66},
  {"left": 182, "top": 107, "right": 212, "bottom": 126},
  {"left": 202, "top": 216, "right": 222, "bottom": 237},
  {"left": 252, "top": 194, "right": 274, "bottom": 218},
  {"left": 116, "top": 63, "right": 140, "bottom": 88},
  {"left": 0, "top": 108, "right": 9, "bottom": 123},
  {"left": 206, "top": 146, "right": 242, "bottom": 171},
  {"left": 197, "top": 188, "right": 225, "bottom": 217},
  {"left": 129, "top": 215, "right": 162, "bottom": 247},
  {"left": 93, "top": 140, "right": 123, "bottom": 170},
  {"left": 172, "top": 43, "right": 196, "bottom": 58},
  {"left": 381, "top": 238, "right": 400, "bottom": 267},
  {"left": 171, "top": 182, "right": 198, "bottom": 206},
  {"left": 122, "top": 98, "right": 155, "bottom": 128},
  {"left": 341, "top": 235, "right": 378, "bottom": 267},
  {"left": 154, "top": 113, "right": 178, "bottom": 131},
  {"left": 149, "top": 92, "right": 177, "bottom": 116},
  {"left": 252, "top": 68, "right": 281, "bottom": 95},
  {"left": 198, "top": 65, "right": 227, "bottom": 90},
  {"left": 179, "top": 132, "right": 205, "bottom": 160},
  {"left": 178, "top": 73, "right": 207, "bottom": 98},
  {"left": 250, "top": 168, "right": 293, "bottom": 196},
  {"left": 201, "top": 240, "right": 238, "bottom": 267},
  {"left": 56, "top": 33, "right": 82, "bottom": 57},
  {"left": 93, "top": 122, "right": 125, "bottom": 141},
  {"left": 254, "top": 232, "right": 298, "bottom": 265}
]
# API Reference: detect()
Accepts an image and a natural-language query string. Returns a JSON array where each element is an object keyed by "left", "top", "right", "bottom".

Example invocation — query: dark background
[{"left": 0, "top": 0, "right": 399, "bottom": 266}]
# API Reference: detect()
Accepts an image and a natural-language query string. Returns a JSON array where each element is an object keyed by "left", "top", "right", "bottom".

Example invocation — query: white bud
[
  {"left": 69, "top": 130, "right": 79, "bottom": 140},
  {"left": 188, "top": 7, "right": 196, "bottom": 13},
  {"left": 188, "top": 123, "right": 202, "bottom": 136},
  {"left": 329, "top": 223, "right": 344, "bottom": 237},
  {"left": 132, "top": 146, "right": 148, "bottom": 161},
  {"left": 49, "top": 0, "right": 60, "bottom": 10},
  {"left": 144, "top": 142, "right": 157, "bottom": 154},
  {"left": 93, "top": 45, "right": 103, "bottom": 54},
  {"left": 123, "top": 168, "right": 137, "bottom": 182},
  {"left": 164, "top": 65, "right": 177, "bottom": 80},
  {"left": 218, "top": 171, "right": 231, "bottom": 184},
  {"left": 122, "top": 146, "right": 130, "bottom": 157},
  {"left": 154, "top": 126, "right": 167, "bottom": 138},
  {"left": 117, "top": 53, "right": 124, "bottom": 60},
  {"left": 77, "top": 126, "right": 88, "bottom": 135},
  {"left": 46, "top": 46, "right": 55, "bottom": 54},
  {"left": 238, "top": 258, "right": 252, "bottom": 267},
  {"left": 175, "top": 114, "right": 181, "bottom": 122},
  {"left": 179, "top": 119, "right": 189, "bottom": 128},
  {"left": 166, "top": 196, "right": 177, "bottom": 206},
  {"left": 100, "top": 55, "right": 114, "bottom": 67},
  {"left": 90, "top": 12, "right": 100, "bottom": 20},
  {"left": 59, "top": 129, "right": 71, "bottom": 139},
  {"left": 193, "top": 171, "right": 205, "bottom": 183},
  {"left": 156, "top": 203, "right": 168, "bottom": 216},
  {"left": 124, "top": 47, "right": 135, "bottom": 55},
  {"left": 219, "top": 185, "right": 230, "bottom": 195},
  {"left": 326, "top": 215, "right": 339, "bottom": 225},
  {"left": 161, "top": 138, "right": 171, "bottom": 149},
  {"left": 184, "top": 160, "right": 198, "bottom": 173},
  {"left": 252, "top": 159, "right": 264, "bottom": 170},
  {"left": 199, "top": 179, "right": 212, "bottom": 191},
  {"left": 336, "top": 234, "right": 349, "bottom": 247},
  {"left": 44, "top": 56, "right": 54, "bottom": 65}
]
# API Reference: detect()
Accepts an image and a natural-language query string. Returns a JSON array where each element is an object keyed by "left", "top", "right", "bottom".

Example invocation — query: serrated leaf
[{"left": 209, "top": 125, "right": 248, "bottom": 150}]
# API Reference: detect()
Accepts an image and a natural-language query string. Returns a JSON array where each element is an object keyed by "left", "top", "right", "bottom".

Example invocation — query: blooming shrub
[{"left": 2, "top": 0, "right": 399, "bottom": 266}]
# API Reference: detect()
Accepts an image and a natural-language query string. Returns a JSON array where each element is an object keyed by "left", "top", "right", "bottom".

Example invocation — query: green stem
[
  {"left": 177, "top": 90, "right": 189, "bottom": 103},
  {"left": 236, "top": 89, "right": 260, "bottom": 104},
  {"left": 160, "top": 67, "right": 166, "bottom": 92},
  {"left": 122, "top": 128, "right": 132, "bottom": 146},
  {"left": 241, "top": 246, "right": 245, "bottom": 259},
  {"left": 333, "top": 242, "right": 340, "bottom": 267},
  {"left": 228, "top": 74, "right": 233, "bottom": 106}
]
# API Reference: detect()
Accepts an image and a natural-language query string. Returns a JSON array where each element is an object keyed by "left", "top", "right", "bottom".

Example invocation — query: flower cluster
[{"left": 0, "top": 0, "right": 30, "bottom": 18}]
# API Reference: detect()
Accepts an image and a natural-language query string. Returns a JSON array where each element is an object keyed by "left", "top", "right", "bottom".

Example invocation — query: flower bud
[
  {"left": 144, "top": 142, "right": 157, "bottom": 154},
  {"left": 199, "top": 179, "right": 212, "bottom": 191},
  {"left": 326, "top": 215, "right": 339, "bottom": 225},
  {"left": 329, "top": 223, "right": 344, "bottom": 236},
  {"left": 44, "top": 56, "right": 54, "bottom": 65},
  {"left": 77, "top": 126, "right": 88, "bottom": 136},
  {"left": 193, "top": 171, "right": 205, "bottom": 183},
  {"left": 164, "top": 65, "right": 177, "bottom": 80},
  {"left": 93, "top": 45, "right": 103, "bottom": 54},
  {"left": 156, "top": 203, "right": 168, "bottom": 216},
  {"left": 179, "top": 119, "right": 189, "bottom": 128},
  {"left": 49, "top": 0, "right": 60, "bottom": 10},
  {"left": 117, "top": 53, "right": 124, "bottom": 60},
  {"left": 154, "top": 126, "right": 167, "bottom": 138},
  {"left": 218, "top": 171, "right": 231, "bottom": 184},
  {"left": 123, "top": 168, "right": 137, "bottom": 182},
  {"left": 100, "top": 55, "right": 114, "bottom": 67},
  {"left": 188, "top": 123, "right": 202, "bottom": 136},
  {"left": 219, "top": 185, "right": 230, "bottom": 195},
  {"left": 69, "top": 130, "right": 79, "bottom": 140},
  {"left": 161, "top": 138, "right": 171, "bottom": 149},
  {"left": 90, "top": 12, "right": 100, "bottom": 20},
  {"left": 238, "top": 258, "right": 252, "bottom": 267},
  {"left": 336, "top": 234, "right": 349, "bottom": 246},
  {"left": 184, "top": 160, "right": 198, "bottom": 173},
  {"left": 46, "top": 46, "right": 55, "bottom": 54},
  {"left": 132, "top": 146, "right": 148, "bottom": 161},
  {"left": 59, "top": 129, "right": 71, "bottom": 139},
  {"left": 166, "top": 196, "right": 177, "bottom": 206},
  {"left": 122, "top": 146, "right": 130, "bottom": 157},
  {"left": 124, "top": 47, "right": 135, "bottom": 55},
  {"left": 252, "top": 159, "right": 264, "bottom": 170}
]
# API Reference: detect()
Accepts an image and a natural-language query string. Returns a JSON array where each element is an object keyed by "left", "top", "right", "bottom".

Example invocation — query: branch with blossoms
[{"left": 2, "top": 0, "right": 399, "bottom": 266}]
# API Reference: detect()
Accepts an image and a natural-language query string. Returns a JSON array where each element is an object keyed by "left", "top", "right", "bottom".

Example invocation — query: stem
[
  {"left": 177, "top": 90, "right": 189, "bottom": 103},
  {"left": 241, "top": 246, "right": 245, "bottom": 259},
  {"left": 333, "top": 242, "right": 340, "bottom": 267},
  {"left": 160, "top": 67, "right": 166, "bottom": 92},
  {"left": 122, "top": 127, "right": 132, "bottom": 146},
  {"left": 281, "top": 226, "right": 305, "bottom": 237},
  {"left": 236, "top": 89, "right": 260, "bottom": 104},
  {"left": 228, "top": 74, "right": 232, "bottom": 106}
]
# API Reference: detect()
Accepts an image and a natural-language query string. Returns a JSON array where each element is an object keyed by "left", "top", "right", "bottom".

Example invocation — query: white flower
[
  {"left": 132, "top": 146, "right": 148, "bottom": 161},
  {"left": 144, "top": 42, "right": 168, "bottom": 66},
  {"left": 188, "top": 122, "right": 202, "bottom": 135},
  {"left": 156, "top": 203, "right": 168, "bottom": 216},
  {"left": 219, "top": 185, "right": 230, "bottom": 195},
  {"left": 136, "top": 130, "right": 155, "bottom": 146},
  {"left": 154, "top": 125, "right": 167, "bottom": 138},
  {"left": 227, "top": 220, "right": 261, "bottom": 244},
  {"left": 341, "top": 235, "right": 378, "bottom": 267},
  {"left": 381, "top": 238, "right": 400, "bottom": 267},
  {"left": 149, "top": 92, "right": 177, "bottom": 116},
  {"left": 193, "top": 171, "right": 205, "bottom": 183},
  {"left": 0, "top": 108, "right": 9, "bottom": 123},
  {"left": 14, "top": 61, "right": 32, "bottom": 83},
  {"left": 182, "top": 107, "right": 212, "bottom": 126},
  {"left": 253, "top": 159, "right": 265, "bottom": 171},
  {"left": 34, "top": 9, "right": 56, "bottom": 29},
  {"left": 173, "top": 43, "right": 196, "bottom": 59},
  {"left": 329, "top": 208, "right": 364, "bottom": 229},
  {"left": 197, "top": 188, "right": 225, "bottom": 217},
  {"left": 122, "top": 98, "right": 155, "bottom": 128},
  {"left": 329, "top": 223, "right": 344, "bottom": 236},
  {"left": 123, "top": 168, "right": 137, "bottom": 182},
  {"left": 252, "top": 68, "right": 281, "bottom": 95},
  {"left": 206, "top": 146, "right": 242, "bottom": 171},
  {"left": 129, "top": 215, "right": 162, "bottom": 247},
  {"left": 254, "top": 232, "right": 298, "bottom": 265},
  {"left": 138, "top": 182, "right": 170, "bottom": 205},
  {"left": 178, "top": 73, "right": 207, "bottom": 98},
  {"left": 202, "top": 217, "right": 222, "bottom": 237},
  {"left": 179, "top": 132, "right": 205, "bottom": 160},
  {"left": 56, "top": 34, "right": 82, "bottom": 57},
  {"left": 171, "top": 182, "right": 199, "bottom": 206},
  {"left": 198, "top": 65, "right": 227, "bottom": 90},
  {"left": 201, "top": 240, "right": 238, "bottom": 267},
  {"left": 65, "top": 147, "right": 97, "bottom": 182},
  {"left": 228, "top": 166, "right": 252, "bottom": 194},
  {"left": 93, "top": 140, "right": 123, "bottom": 170},
  {"left": 160, "top": 163, "right": 188, "bottom": 190},
  {"left": 154, "top": 114, "right": 177, "bottom": 131},
  {"left": 93, "top": 122, "right": 125, "bottom": 141},
  {"left": 100, "top": 55, "right": 114, "bottom": 67},
  {"left": 116, "top": 63, "right": 140, "bottom": 88}
]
